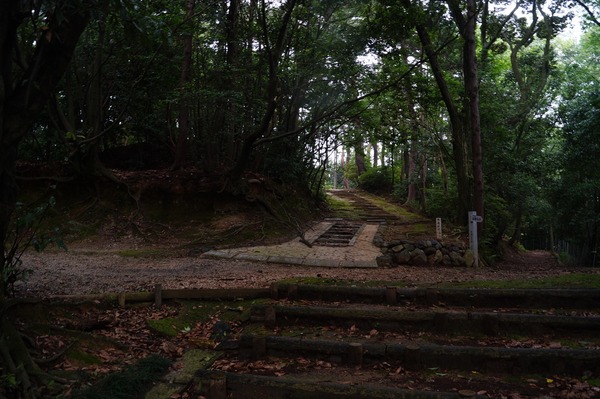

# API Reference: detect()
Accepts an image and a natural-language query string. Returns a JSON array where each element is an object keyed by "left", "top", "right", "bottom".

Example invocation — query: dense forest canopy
[{"left": 1, "top": 1, "right": 600, "bottom": 396}]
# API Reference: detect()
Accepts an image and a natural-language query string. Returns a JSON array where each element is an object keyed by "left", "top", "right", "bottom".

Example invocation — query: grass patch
[
  {"left": 277, "top": 277, "right": 350, "bottom": 286},
  {"left": 146, "top": 299, "right": 261, "bottom": 336},
  {"left": 325, "top": 194, "right": 359, "bottom": 218},
  {"left": 277, "top": 277, "right": 407, "bottom": 288},
  {"left": 400, "top": 221, "right": 437, "bottom": 238},
  {"left": 356, "top": 192, "right": 423, "bottom": 220},
  {"left": 585, "top": 377, "right": 600, "bottom": 387},
  {"left": 117, "top": 249, "right": 171, "bottom": 258},
  {"left": 68, "top": 348, "right": 102, "bottom": 366},
  {"left": 279, "top": 274, "right": 600, "bottom": 290},
  {"left": 439, "top": 273, "right": 600, "bottom": 289},
  {"left": 69, "top": 354, "right": 171, "bottom": 399}
]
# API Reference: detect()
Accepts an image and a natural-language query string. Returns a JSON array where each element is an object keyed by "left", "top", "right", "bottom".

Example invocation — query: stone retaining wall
[{"left": 376, "top": 239, "right": 475, "bottom": 268}]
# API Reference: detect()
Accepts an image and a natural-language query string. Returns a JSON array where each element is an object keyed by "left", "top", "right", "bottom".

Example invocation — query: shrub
[{"left": 358, "top": 167, "right": 392, "bottom": 193}]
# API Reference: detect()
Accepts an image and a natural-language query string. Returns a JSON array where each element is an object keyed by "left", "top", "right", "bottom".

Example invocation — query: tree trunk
[
  {"left": 419, "top": 152, "right": 427, "bottom": 211},
  {"left": 405, "top": 148, "right": 417, "bottom": 204},
  {"left": 354, "top": 144, "right": 367, "bottom": 176},
  {"left": 439, "top": 153, "right": 448, "bottom": 195},
  {"left": 403, "top": 72, "right": 421, "bottom": 206},
  {"left": 407, "top": 11, "right": 471, "bottom": 221},
  {"left": 1, "top": 1, "right": 90, "bottom": 292},
  {"left": 464, "top": 0, "right": 484, "bottom": 236},
  {"left": 230, "top": 0, "right": 297, "bottom": 182},
  {"left": 509, "top": 209, "right": 522, "bottom": 246},
  {"left": 446, "top": 0, "right": 484, "bottom": 227},
  {"left": 172, "top": 0, "right": 196, "bottom": 170},
  {"left": 371, "top": 141, "right": 378, "bottom": 168},
  {"left": 1, "top": 3, "right": 90, "bottom": 396},
  {"left": 0, "top": 147, "right": 18, "bottom": 298}
]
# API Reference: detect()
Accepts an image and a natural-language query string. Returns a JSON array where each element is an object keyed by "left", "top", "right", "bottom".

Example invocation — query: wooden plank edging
[
  {"left": 238, "top": 335, "right": 600, "bottom": 376},
  {"left": 196, "top": 370, "right": 483, "bottom": 399},
  {"left": 46, "top": 288, "right": 271, "bottom": 304}
]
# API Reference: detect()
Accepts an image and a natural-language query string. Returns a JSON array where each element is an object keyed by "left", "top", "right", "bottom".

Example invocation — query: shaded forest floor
[
  {"left": 14, "top": 178, "right": 597, "bottom": 297},
  {"left": 19, "top": 243, "right": 587, "bottom": 298},
  {"left": 8, "top": 169, "right": 600, "bottom": 398}
]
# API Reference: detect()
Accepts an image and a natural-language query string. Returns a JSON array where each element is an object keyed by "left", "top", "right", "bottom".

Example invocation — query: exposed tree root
[
  {"left": 34, "top": 340, "right": 77, "bottom": 366},
  {"left": 0, "top": 316, "right": 58, "bottom": 399},
  {"left": 0, "top": 297, "right": 76, "bottom": 398}
]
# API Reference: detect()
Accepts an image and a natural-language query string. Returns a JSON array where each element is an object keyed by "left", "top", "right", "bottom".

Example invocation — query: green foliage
[
  {"left": 392, "top": 181, "right": 408, "bottom": 203},
  {"left": 7, "top": 0, "right": 600, "bottom": 265},
  {"left": 358, "top": 167, "right": 392, "bottom": 193},
  {"left": 557, "top": 251, "right": 577, "bottom": 266},
  {"left": 424, "top": 186, "right": 459, "bottom": 223},
  {"left": 0, "top": 373, "right": 17, "bottom": 390},
  {"left": 2, "top": 195, "right": 66, "bottom": 296},
  {"left": 552, "top": 33, "right": 600, "bottom": 262},
  {"left": 480, "top": 191, "right": 512, "bottom": 244}
]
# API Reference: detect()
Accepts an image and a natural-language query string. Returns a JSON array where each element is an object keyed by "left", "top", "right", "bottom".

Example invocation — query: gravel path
[
  {"left": 13, "top": 190, "right": 598, "bottom": 298},
  {"left": 16, "top": 246, "right": 595, "bottom": 298}
]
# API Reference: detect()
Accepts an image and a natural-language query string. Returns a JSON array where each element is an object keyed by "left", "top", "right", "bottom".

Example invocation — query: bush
[
  {"left": 358, "top": 167, "right": 392, "bottom": 193},
  {"left": 2, "top": 195, "right": 65, "bottom": 296},
  {"left": 424, "top": 186, "right": 458, "bottom": 223},
  {"left": 70, "top": 355, "right": 171, "bottom": 399}
]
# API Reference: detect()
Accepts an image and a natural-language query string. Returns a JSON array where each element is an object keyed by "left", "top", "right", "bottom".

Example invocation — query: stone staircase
[{"left": 193, "top": 284, "right": 600, "bottom": 398}]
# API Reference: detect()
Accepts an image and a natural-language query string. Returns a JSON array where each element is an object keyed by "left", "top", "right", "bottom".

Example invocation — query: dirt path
[
  {"left": 14, "top": 190, "right": 598, "bottom": 298},
  {"left": 16, "top": 245, "right": 594, "bottom": 298}
]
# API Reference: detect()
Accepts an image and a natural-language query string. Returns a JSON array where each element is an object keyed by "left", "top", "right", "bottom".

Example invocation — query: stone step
[
  {"left": 313, "top": 221, "right": 364, "bottom": 247},
  {"left": 235, "top": 335, "right": 600, "bottom": 377},
  {"left": 196, "top": 370, "right": 472, "bottom": 399},
  {"left": 270, "top": 284, "right": 600, "bottom": 309},
  {"left": 251, "top": 304, "right": 600, "bottom": 337}
]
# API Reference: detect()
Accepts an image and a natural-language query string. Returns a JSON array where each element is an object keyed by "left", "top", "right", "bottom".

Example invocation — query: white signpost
[{"left": 468, "top": 211, "right": 483, "bottom": 267}]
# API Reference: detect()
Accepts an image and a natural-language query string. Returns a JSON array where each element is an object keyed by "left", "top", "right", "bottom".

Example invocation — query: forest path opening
[{"left": 202, "top": 190, "right": 404, "bottom": 267}]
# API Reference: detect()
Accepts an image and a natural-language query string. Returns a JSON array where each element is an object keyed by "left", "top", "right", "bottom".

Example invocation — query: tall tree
[
  {"left": 448, "top": 0, "right": 484, "bottom": 230},
  {"left": 552, "top": 25, "right": 600, "bottom": 264},
  {"left": 398, "top": 0, "right": 474, "bottom": 222},
  {"left": 172, "top": 0, "right": 196, "bottom": 170},
  {"left": 1, "top": 3, "right": 91, "bottom": 396}
]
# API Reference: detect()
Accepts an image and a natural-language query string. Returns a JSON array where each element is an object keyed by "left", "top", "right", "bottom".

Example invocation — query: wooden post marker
[
  {"left": 386, "top": 286, "right": 397, "bottom": 305},
  {"left": 433, "top": 312, "right": 449, "bottom": 333},
  {"left": 347, "top": 342, "right": 363, "bottom": 367},
  {"left": 118, "top": 293, "right": 126, "bottom": 307},
  {"left": 154, "top": 284, "right": 162, "bottom": 308},
  {"left": 265, "top": 306, "right": 277, "bottom": 328},
  {"left": 208, "top": 373, "right": 227, "bottom": 399},
  {"left": 252, "top": 336, "right": 267, "bottom": 359},
  {"left": 287, "top": 284, "right": 298, "bottom": 300},
  {"left": 405, "top": 344, "right": 422, "bottom": 370},
  {"left": 270, "top": 283, "right": 279, "bottom": 300}
]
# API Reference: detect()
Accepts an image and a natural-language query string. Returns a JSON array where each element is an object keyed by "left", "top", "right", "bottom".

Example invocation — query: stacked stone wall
[{"left": 375, "top": 238, "right": 474, "bottom": 268}]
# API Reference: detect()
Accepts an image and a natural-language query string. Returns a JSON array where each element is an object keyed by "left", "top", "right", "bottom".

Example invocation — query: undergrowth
[{"left": 69, "top": 355, "right": 171, "bottom": 399}]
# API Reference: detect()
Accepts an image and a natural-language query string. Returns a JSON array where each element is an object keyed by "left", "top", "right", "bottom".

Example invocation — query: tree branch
[{"left": 573, "top": 0, "right": 600, "bottom": 27}]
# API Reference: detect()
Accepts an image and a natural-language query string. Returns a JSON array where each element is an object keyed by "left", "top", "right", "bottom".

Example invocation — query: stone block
[
  {"left": 450, "top": 251, "right": 465, "bottom": 266},
  {"left": 377, "top": 254, "right": 395, "bottom": 268},
  {"left": 391, "top": 244, "right": 405, "bottom": 253},
  {"left": 464, "top": 249, "right": 475, "bottom": 267},
  {"left": 393, "top": 249, "right": 412, "bottom": 264},
  {"left": 411, "top": 248, "right": 428, "bottom": 265},
  {"left": 424, "top": 246, "right": 437, "bottom": 256}
]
